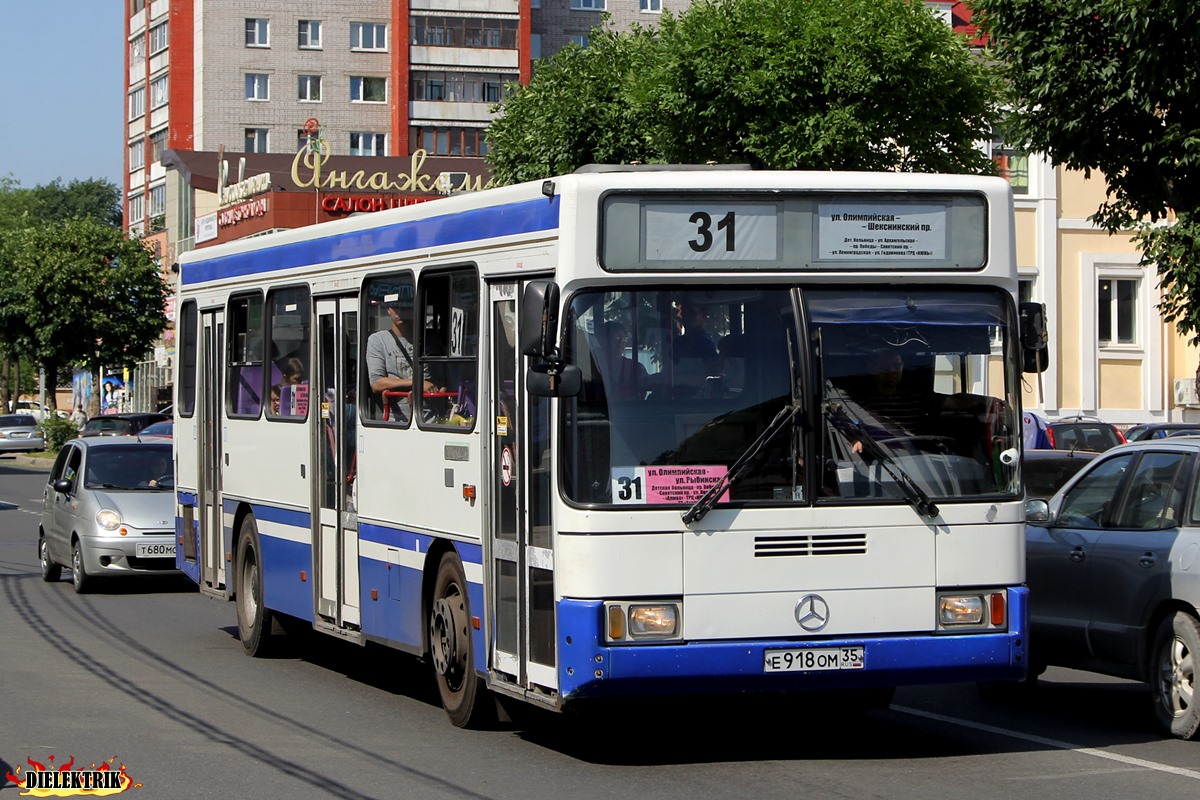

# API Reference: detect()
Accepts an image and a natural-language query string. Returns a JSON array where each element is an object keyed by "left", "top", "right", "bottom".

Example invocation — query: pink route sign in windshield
[{"left": 610, "top": 465, "right": 729, "bottom": 505}]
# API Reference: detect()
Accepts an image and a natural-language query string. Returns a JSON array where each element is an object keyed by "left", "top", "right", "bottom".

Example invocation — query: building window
[
  {"left": 569, "top": 34, "right": 590, "bottom": 47},
  {"left": 130, "top": 0, "right": 145, "bottom": 13},
  {"left": 350, "top": 76, "right": 387, "bottom": 103},
  {"left": 150, "top": 129, "right": 167, "bottom": 162},
  {"left": 149, "top": 75, "right": 168, "bottom": 110},
  {"left": 640, "top": 0, "right": 662, "bottom": 10},
  {"left": 351, "top": 22, "right": 387, "bottom": 51},
  {"left": 298, "top": 19, "right": 322, "bottom": 49},
  {"left": 128, "top": 193, "right": 145, "bottom": 224},
  {"left": 531, "top": 0, "right": 540, "bottom": 8},
  {"left": 410, "top": 71, "right": 513, "bottom": 103},
  {"left": 1098, "top": 278, "right": 1138, "bottom": 346},
  {"left": 128, "top": 139, "right": 145, "bottom": 171},
  {"left": 245, "top": 18, "right": 269, "bottom": 47},
  {"left": 298, "top": 74, "right": 322, "bottom": 102},
  {"left": 350, "top": 132, "right": 386, "bottom": 156},
  {"left": 149, "top": 22, "right": 168, "bottom": 55},
  {"left": 531, "top": 33, "right": 541, "bottom": 60},
  {"left": 925, "top": 1, "right": 954, "bottom": 25},
  {"left": 128, "top": 86, "right": 145, "bottom": 120},
  {"left": 413, "top": 126, "right": 488, "bottom": 157},
  {"left": 130, "top": 38, "right": 145, "bottom": 67},
  {"left": 245, "top": 128, "right": 269, "bottom": 153},
  {"left": 245, "top": 73, "right": 270, "bottom": 101},
  {"left": 570, "top": 0, "right": 605, "bottom": 10},
  {"left": 149, "top": 184, "right": 166, "bottom": 217},
  {"left": 410, "top": 16, "right": 518, "bottom": 49},
  {"left": 992, "top": 146, "right": 1029, "bottom": 195}
]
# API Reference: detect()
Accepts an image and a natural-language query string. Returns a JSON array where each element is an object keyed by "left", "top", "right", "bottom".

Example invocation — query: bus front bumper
[{"left": 556, "top": 586, "right": 1028, "bottom": 701}]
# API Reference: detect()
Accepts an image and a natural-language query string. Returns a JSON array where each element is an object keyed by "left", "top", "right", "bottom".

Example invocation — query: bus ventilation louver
[{"left": 753, "top": 533, "right": 867, "bottom": 557}]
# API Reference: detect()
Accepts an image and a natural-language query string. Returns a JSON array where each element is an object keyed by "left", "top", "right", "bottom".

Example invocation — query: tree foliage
[
  {"left": 487, "top": 0, "right": 1001, "bottom": 185},
  {"left": 972, "top": 0, "right": 1200, "bottom": 343},
  {"left": 0, "top": 218, "right": 166, "bottom": 413}
]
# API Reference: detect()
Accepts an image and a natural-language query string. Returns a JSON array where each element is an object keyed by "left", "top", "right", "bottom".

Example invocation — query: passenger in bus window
[
  {"left": 365, "top": 301, "right": 434, "bottom": 423},
  {"left": 598, "top": 322, "right": 647, "bottom": 401},
  {"left": 279, "top": 356, "right": 306, "bottom": 385}
]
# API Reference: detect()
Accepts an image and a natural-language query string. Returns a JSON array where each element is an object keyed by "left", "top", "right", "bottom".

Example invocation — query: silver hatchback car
[
  {"left": 1025, "top": 438, "right": 1200, "bottom": 739},
  {"left": 39, "top": 437, "right": 178, "bottom": 593}
]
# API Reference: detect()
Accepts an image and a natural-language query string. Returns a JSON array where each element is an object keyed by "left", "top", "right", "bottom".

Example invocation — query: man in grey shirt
[{"left": 365, "top": 302, "right": 434, "bottom": 423}]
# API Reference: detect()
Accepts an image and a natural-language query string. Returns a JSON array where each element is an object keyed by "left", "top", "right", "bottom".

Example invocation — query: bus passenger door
[
  {"left": 314, "top": 296, "right": 360, "bottom": 630},
  {"left": 488, "top": 281, "right": 558, "bottom": 695},
  {"left": 198, "top": 309, "right": 225, "bottom": 598}
]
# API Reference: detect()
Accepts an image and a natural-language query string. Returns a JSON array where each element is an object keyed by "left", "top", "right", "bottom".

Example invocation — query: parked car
[
  {"left": 1024, "top": 438, "right": 1200, "bottom": 739},
  {"left": 1022, "top": 448, "right": 1097, "bottom": 502},
  {"left": 137, "top": 420, "right": 173, "bottom": 438},
  {"left": 0, "top": 414, "right": 45, "bottom": 453},
  {"left": 10, "top": 400, "right": 67, "bottom": 422},
  {"left": 38, "top": 437, "right": 178, "bottom": 593},
  {"left": 1044, "top": 415, "right": 1126, "bottom": 452},
  {"left": 77, "top": 412, "right": 170, "bottom": 438},
  {"left": 1125, "top": 422, "right": 1200, "bottom": 441}
]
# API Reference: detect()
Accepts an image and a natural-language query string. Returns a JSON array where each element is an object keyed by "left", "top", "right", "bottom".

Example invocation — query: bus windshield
[{"left": 560, "top": 286, "right": 1020, "bottom": 509}]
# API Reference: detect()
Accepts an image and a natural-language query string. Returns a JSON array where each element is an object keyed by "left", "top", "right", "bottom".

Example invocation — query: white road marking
[{"left": 893, "top": 705, "right": 1200, "bottom": 780}]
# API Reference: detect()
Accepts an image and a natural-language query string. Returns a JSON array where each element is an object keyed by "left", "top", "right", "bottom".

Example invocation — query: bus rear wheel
[
  {"left": 429, "top": 552, "right": 491, "bottom": 728},
  {"left": 236, "top": 514, "right": 279, "bottom": 657}
]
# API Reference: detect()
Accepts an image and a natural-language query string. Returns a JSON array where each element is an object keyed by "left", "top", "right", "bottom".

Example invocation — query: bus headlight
[
  {"left": 605, "top": 601, "right": 682, "bottom": 642},
  {"left": 96, "top": 510, "right": 122, "bottom": 531},
  {"left": 629, "top": 604, "right": 678, "bottom": 638},
  {"left": 939, "top": 594, "right": 984, "bottom": 625}
]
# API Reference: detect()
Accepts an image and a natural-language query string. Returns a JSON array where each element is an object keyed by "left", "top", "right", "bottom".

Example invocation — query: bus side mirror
[
  {"left": 520, "top": 280, "right": 560, "bottom": 358},
  {"left": 1019, "top": 302, "right": 1049, "bottom": 374}
]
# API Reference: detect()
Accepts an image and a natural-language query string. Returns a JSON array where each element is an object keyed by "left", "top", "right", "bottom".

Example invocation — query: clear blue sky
[{"left": 0, "top": 2, "right": 123, "bottom": 188}]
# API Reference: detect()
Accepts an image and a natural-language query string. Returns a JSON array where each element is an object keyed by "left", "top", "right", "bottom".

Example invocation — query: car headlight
[
  {"left": 939, "top": 595, "right": 984, "bottom": 625},
  {"left": 96, "top": 509, "right": 122, "bottom": 531}
]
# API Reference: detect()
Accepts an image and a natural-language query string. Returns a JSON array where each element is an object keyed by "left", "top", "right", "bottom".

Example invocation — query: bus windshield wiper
[
  {"left": 822, "top": 400, "right": 940, "bottom": 519},
  {"left": 682, "top": 403, "right": 800, "bottom": 525}
]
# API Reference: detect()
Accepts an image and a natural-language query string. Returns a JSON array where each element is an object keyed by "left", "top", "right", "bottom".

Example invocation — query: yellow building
[{"left": 1014, "top": 158, "right": 1198, "bottom": 428}]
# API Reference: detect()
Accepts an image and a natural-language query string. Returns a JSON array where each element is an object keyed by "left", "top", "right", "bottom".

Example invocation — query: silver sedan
[
  {"left": 39, "top": 437, "right": 178, "bottom": 592},
  {"left": 0, "top": 414, "right": 44, "bottom": 453}
]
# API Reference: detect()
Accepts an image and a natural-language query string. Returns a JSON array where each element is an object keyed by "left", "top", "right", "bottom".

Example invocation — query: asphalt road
[{"left": 1, "top": 456, "right": 1197, "bottom": 799}]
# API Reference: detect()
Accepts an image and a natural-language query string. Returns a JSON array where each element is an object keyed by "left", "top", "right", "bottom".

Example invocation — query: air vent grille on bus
[{"left": 753, "top": 533, "right": 867, "bottom": 557}]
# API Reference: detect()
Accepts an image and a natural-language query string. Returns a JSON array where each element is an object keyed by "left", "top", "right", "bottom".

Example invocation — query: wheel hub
[{"left": 431, "top": 597, "right": 458, "bottom": 677}]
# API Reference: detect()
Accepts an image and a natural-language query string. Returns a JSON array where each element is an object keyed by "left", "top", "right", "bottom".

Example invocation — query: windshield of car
[
  {"left": 1049, "top": 422, "right": 1121, "bottom": 452},
  {"left": 0, "top": 415, "right": 36, "bottom": 427},
  {"left": 1023, "top": 454, "right": 1094, "bottom": 500},
  {"left": 140, "top": 421, "right": 173, "bottom": 436},
  {"left": 84, "top": 418, "right": 135, "bottom": 434},
  {"left": 558, "top": 285, "right": 1021, "bottom": 509},
  {"left": 84, "top": 444, "right": 174, "bottom": 490}
]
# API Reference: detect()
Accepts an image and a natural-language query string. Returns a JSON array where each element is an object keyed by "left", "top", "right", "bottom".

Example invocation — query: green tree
[
  {"left": 0, "top": 218, "right": 166, "bottom": 416},
  {"left": 29, "top": 178, "right": 123, "bottom": 227},
  {"left": 487, "top": 0, "right": 1000, "bottom": 184},
  {"left": 972, "top": 0, "right": 1200, "bottom": 344}
]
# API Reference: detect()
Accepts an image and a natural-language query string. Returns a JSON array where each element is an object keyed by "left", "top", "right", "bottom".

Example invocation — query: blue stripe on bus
[
  {"left": 182, "top": 195, "right": 561, "bottom": 285},
  {"left": 258, "top": 535, "right": 314, "bottom": 621},
  {"left": 220, "top": 498, "right": 312, "bottom": 529},
  {"left": 358, "top": 523, "right": 483, "bottom": 565},
  {"left": 556, "top": 587, "right": 1029, "bottom": 700}
]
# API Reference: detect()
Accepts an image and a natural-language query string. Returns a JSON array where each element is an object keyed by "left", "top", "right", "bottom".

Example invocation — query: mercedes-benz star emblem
[{"left": 794, "top": 594, "right": 830, "bottom": 632}]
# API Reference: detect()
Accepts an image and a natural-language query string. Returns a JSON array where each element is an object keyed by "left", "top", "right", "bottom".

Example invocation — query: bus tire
[
  {"left": 1150, "top": 612, "right": 1200, "bottom": 740},
  {"left": 429, "top": 551, "right": 491, "bottom": 728},
  {"left": 236, "top": 514, "right": 278, "bottom": 657}
]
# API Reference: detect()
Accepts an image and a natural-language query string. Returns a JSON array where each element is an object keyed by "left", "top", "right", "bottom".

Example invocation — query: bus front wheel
[
  {"left": 429, "top": 551, "right": 491, "bottom": 728},
  {"left": 236, "top": 514, "right": 278, "bottom": 657}
]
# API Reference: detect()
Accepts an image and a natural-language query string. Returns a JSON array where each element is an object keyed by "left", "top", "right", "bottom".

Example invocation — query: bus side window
[{"left": 418, "top": 268, "right": 478, "bottom": 428}]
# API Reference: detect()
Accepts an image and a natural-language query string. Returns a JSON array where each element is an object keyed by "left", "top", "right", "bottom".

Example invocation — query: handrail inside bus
[{"left": 380, "top": 390, "right": 457, "bottom": 422}]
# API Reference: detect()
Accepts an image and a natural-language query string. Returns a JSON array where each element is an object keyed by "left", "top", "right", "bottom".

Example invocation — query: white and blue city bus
[{"left": 173, "top": 166, "right": 1040, "bottom": 726}]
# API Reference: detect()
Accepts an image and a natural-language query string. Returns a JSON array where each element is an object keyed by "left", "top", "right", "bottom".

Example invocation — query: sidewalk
[{"left": 0, "top": 454, "right": 54, "bottom": 469}]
